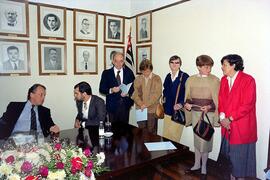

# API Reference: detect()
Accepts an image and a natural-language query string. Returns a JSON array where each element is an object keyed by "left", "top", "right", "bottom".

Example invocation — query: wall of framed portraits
[{"left": 0, "top": 1, "right": 270, "bottom": 179}]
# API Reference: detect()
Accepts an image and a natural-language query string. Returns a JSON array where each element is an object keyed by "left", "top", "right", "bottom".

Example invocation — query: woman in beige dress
[
  {"left": 184, "top": 55, "right": 220, "bottom": 179},
  {"left": 132, "top": 59, "right": 162, "bottom": 134}
]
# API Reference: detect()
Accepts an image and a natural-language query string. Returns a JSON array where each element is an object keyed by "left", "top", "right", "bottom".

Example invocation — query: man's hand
[
  {"left": 184, "top": 103, "right": 192, "bottom": 111},
  {"left": 50, "top": 125, "right": 60, "bottom": 133},
  {"left": 121, "top": 92, "right": 128, "bottom": 97},
  {"left": 74, "top": 119, "right": 81, "bottom": 128}
]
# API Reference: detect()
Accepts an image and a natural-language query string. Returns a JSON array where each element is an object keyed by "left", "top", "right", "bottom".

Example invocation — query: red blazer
[{"left": 218, "top": 71, "right": 257, "bottom": 144}]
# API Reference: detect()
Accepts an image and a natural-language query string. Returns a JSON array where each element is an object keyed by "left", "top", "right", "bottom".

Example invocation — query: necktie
[
  {"left": 14, "top": 63, "right": 17, "bottom": 70},
  {"left": 116, "top": 70, "right": 121, "bottom": 85},
  {"left": 83, "top": 102, "right": 87, "bottom": 111},
  {"left": 85, "top": 62, "right": 88, "bottom": 70},
  {"left": 30, "top": 105, "right": 37, "bottom": 131}
]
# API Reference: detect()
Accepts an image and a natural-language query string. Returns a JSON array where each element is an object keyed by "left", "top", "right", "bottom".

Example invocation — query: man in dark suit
[
  {"left": 108, "top": 20, "right": 120, "bottom": 39},
  {"left": 99, "top": 52, "right": 135, "bottom": 126},
  {"left": 74, "top": 81, "right": 106, "bottom": 147},
  {"left": 0, "top": 84, "right": 60, "bottom": 139},
  {"left": 44, "top": 48, "right": 62, "bottom": 70}
]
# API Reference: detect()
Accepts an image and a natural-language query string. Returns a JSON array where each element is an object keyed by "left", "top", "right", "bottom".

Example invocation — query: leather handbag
[
  {"left": 171, "top": 73, "right": 185, "bottom": 125},
  {"left": 193, "top": 112, "right": 214, "bottom": 141},
  {"left": 155, "top": 102, "right": 164, "bottom": 119}
]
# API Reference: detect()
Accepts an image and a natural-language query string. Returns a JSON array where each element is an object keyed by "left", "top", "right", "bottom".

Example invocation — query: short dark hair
[
  {"left": 74, "top": 81, "right": 92, "bottom": 95},
  {"left": 27, "top": 84, "right": 46, "bottom": 100},
  {"left": 196, "top": 55, "right": 214, "bottom": 67},
  {"left": 47, "top": 14, "right": 57, "bottom": 21},
  {"left": 139, "top": 59, "right": 153, "bottom": 71},
  {"left": 221, "top": 54, "right": 244, "bottom": 71},
  {"left": 49, "top": 48, "right": 57, "bottom": 53},
  {"left": 7, "top": 46, "right": 19, "bottom": 53},
  {"left": 169, "top": 55, "right": 182, "bottom": 66}
]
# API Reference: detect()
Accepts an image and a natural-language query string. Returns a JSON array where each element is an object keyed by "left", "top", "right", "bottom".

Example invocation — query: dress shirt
[
  {"left": 82, "top": 97, "right": 91, "bottom": 119},
  {"left": 50, "top": 59, "right": 57, "bottom": 68},
  {"left": 113, "top": 67, "right": 123, "bottom": 84},
  {"left": 170, "top": 69, "right": 179, "bottom": 82},
  {"left": 11, "top": 61, "right": 19, "bottom": 70},
  {"left": 144, "top": 72, "right": 153, "bottom": 86},
  {"left": 12, "top": 101, "right": 42, "bottom": 134}
]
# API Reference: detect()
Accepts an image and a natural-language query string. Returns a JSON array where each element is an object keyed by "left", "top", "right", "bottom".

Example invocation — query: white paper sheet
[
  {"left": 135, "top": 108, "right": 147, "bottom": 122},
  {"left": 144, "top": 141, "right": 177, "bottom": 151},
  {"left": 119, "top": 83, "right": 132, "bottom": 94}
]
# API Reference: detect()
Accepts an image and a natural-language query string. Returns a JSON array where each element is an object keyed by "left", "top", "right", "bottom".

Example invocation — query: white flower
[
  {"left": 25, "top": 152, "right": 40, "bottom": 165},
  {"left": 96, "top": 152, "right": 105, "bottom": 165},
  {"left": 47, "top": 170, "right": 66, "bottom": 180},
  {"left": 79, "top": 172, "right": 96, "bottom": 180},
  {"left": 0, "top": 163, "right": 12, "bottom": 176},
  {"left": 14, "top": 160, "right": 23, "bottom": 172},
  {"left": 39, "top": 149, "right": 51, "bottom": 162},
  {"left": 7, "top": 174, "right": 20, "bottom": 180}
]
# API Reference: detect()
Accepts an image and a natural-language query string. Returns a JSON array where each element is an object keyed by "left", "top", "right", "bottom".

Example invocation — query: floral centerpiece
[{"left": 0, "top": 141, "right": 109, "bottom": 180}]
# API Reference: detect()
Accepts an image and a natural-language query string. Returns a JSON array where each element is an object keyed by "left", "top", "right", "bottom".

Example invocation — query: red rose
[
  {"left": 5, "top": 155, "right": 15, "bottom": 164},
  {"left": 39, "top": 165, "right": 48, "bottom": 177},
  {"left": 87, "top": 160, "right": 93, "bottom": 169},
  {"left": 56, "top": 162, "right": 64, "bottom": 169},
  {"left": 84, "top": 167, "right": 92, "bottom": 177},
  {"left": 54, "top": 143, "right": 62, "bottom": 151},
  {"left": 83, "top": 148, "right": 91, "bottom": 157},
  {"left": 71, "top": 157, "right": 83, "bottom": 170},
  {"left": 70, "top": 166, "right": 77, "bottom": 174},
  {"left": 21, "top": 161, "right": 33, "bottom": 173},
  {"left": 25, "top": 175, "right": 37, "bottom": 180}
]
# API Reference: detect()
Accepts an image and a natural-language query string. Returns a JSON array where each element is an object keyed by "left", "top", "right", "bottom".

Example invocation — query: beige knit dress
[{"left": 185, "top": 74, "right": 220, "bottom": 152}]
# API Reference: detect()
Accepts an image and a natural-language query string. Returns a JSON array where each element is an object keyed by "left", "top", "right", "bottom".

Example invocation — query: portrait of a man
[
  {"left": 108, "top": 19, "right": 120, "bottom": 39},
  {"left": 44, "top": 48, "right": 61, "bottom": 70},
  {"left": 3, "top": 46, "right": 24, "bottom": 71},
  {"left": 140, "top": 17, "right": 147, "bottom": 39},
  {"left": 136, "top": 45, "right": 152, "bottom": 74},
  {"left": 43, "top": 13, "right": 60, "bottom": 32},
  {"left": 5, "top": 8, "right": 18, "bottom": 27},
  {"left": 80, "top": 18, "right": 90, "bottom": 35},
  {"left": 80, "top": 50, "right": 91, "bottom": 70}
]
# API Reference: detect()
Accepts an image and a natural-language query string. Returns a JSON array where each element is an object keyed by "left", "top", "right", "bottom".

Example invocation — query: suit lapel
[{"left": 109, "top": 68, "right": 119, "bottom": 86}]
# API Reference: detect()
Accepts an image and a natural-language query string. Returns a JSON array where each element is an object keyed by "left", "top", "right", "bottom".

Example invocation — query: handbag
[
  {"left": 171, "top": 73, "right": 185, "bottom": 125},
  {"left": 155, "top": 102, "right": 164, "bottom": 119},
  {"left": 193, "top": 112, "right": 214, "bottom": 141},
  {"left": 217, "top": 130, "right": 231, "bottom": 179}
]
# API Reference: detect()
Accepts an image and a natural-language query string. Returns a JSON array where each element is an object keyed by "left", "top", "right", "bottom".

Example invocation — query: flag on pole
[{"left": 125, "top": 31, "right": 135, "bottom": 75}]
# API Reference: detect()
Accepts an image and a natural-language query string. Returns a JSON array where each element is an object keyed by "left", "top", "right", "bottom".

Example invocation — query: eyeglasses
[{"left": 170, "top": 61, "right": 180, "bottom": 64}]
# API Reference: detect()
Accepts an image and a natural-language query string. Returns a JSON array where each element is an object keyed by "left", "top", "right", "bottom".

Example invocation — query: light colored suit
[{"left": 3, "top": 60, "right": 24, "bottom": 70}]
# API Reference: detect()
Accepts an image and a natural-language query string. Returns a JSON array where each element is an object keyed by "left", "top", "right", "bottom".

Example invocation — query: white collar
[{"left": 170, "top": 69, "right": 179, "bottom": 81}]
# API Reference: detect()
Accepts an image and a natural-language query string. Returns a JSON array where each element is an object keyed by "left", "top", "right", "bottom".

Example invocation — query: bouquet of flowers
[{"left": 0, "top": 141, "right": 109, "bottom": 180}]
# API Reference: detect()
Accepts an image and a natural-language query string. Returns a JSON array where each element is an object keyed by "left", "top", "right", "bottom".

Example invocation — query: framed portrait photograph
[
  {"left": 38, "top": 4, "right": 66, "bottom": 40},
  {"left": 104, "top": 15, "right": 125, "bottom": 44},
  {"left": 38, "top": 42, "right": 66, "bottom": 75},
  {"left": 0, "top": 0, "right": 29, "bottom": 37},
  {"left": 136, "top": 45, "right": 152, "bottom": 74},
  {"left": 104, "top": 45, "right": 124, "bottom": 70},
  {"left": 74, "top": 43, "right": 97, "bottom": 75},
  {"left": 0, "top": 39, "right": 30, "bottom": 75},
  {"left": 74, "top": 9, "right": 98, "bottom": 42},
  {"left": 136, "top": 12, "right": 152, "bottom": 43}
]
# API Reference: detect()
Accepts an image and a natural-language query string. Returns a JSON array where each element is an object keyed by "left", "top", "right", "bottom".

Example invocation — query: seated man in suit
[
  {"left": 99, "top": 52, "right": 135, "bottom": 126},
  {"left": 0, "top": 84, "right": 60, "bottom": 139},
  {"left": 73, "top": 81, "right": 106, "bottom": 148}
]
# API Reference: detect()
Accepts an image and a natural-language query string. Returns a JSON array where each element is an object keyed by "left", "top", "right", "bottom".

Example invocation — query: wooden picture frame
[
  {"left": 104, "top": 15, "right": 125, "bottom": 44},
  {"left": 0, "top": 39, "right": 30, "bottom": 76},
  {"left": 136, "top": 44, "right": 152, "bottom": 74},
  {"left": 104, "top": 45, "right": 124, "bottom": 70},
  {"left": 136, "top": 12, "right": 152, "bottom": 44},
  {"left": 38, "top": 41, "right": 66, "bottom": 75},
  {"left": 38, "top": 4, "right": 66, "bottom": 40},
  {"left": 0, "top": 0, "right": 29, "bottom": 37},
  {"left": 74, "top": 43, "right": 98, "bottom": 75},
  {"left": 74, "top": 9, "right": 98, "bottom": 42}
]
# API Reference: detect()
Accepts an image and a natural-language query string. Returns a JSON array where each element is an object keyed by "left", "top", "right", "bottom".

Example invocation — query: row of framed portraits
[
  {"left": 0, "top": 39, "right": 152, "bottom": 76},
  {"left": 0, "top": 0, "right": 152, "bottom": 44}
]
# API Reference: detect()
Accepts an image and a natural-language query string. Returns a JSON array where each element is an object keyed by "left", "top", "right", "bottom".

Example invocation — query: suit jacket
[
  {"left": 140, "top": 29, "right": 148, "bottom": 39},
  {"left": 108, "top": 31, "right": 120, "bottom": 39},
  {"left": 44, "top": 59, "right": 62, "bottom": 70},
  {"left": 3, "top": 60, "right": 24, "bottom": 70},
  {"left": 218, "top": 71, "right": 257, "bottom": 144},
  {"left": 99, "top": 66, "right": 135, "bottom": 113},
  {"left": 76, "top": 95, "right": 106, "bottom": 126},
  {"left": 132, "top": 73, "right": 162, "bottom": 113},
  {"left": 0, "top": 102, "right": 55, "bottom": 139}
]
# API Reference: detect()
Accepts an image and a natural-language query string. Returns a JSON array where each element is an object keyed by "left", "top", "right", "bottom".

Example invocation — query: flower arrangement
[{"left": 0, "top": 141, "right": 108, "bottom": 180}]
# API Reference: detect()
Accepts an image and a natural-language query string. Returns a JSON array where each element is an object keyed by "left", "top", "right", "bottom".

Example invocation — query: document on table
[
  {"left": 135, "top": 108, "right": 147, "bottom": 122},
  {"left": 119, "top": 83, "right": 132, "bottom": 94},
  {"left": 144, "top": 141, "right": 177, "bottom": 151}
]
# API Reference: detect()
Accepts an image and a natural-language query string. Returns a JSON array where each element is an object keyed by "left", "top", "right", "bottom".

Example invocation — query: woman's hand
[
  {"left": 200, "top": 105, "right": 211, "bottom": 113},
  {"left": 220, "top": 118, "right": 231, "bottom": 130},
  {"left": 174, "top": 103, "right": 183, "bottom": 110},
  {"left": 184, "top": 103, "right": 192, "bottom": 111}
]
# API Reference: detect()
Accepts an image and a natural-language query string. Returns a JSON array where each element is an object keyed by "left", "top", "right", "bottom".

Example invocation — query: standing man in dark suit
[
  {"left": 99, "top": 52, "right": 135, "bottom": 126},
  {"left": 74, "top": 81, "right": 106, "bottom": 148},
  {"left": 0, "top": 84, "right": 60, "bottom": 139}
]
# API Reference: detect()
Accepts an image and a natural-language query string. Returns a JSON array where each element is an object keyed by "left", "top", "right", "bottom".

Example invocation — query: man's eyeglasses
[{"left": 170, "top": 61, "right": 180, "bottom": 64}]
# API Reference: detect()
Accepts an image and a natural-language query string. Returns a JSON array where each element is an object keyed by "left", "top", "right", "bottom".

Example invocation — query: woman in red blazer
[{"left": 218, "top": 54, "right": 257, "bottom": 179}]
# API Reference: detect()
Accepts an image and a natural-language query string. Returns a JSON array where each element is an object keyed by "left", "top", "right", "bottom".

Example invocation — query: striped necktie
[{"left": 30, "top": 105, "right": 37, "bottom": 131}]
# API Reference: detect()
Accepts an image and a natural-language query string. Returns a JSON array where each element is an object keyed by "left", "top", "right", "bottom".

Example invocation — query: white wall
[
  {"left": 0, "top": 0, "right": 269, "bottom": 179},
  {"left": 150, "top": 0, "right": 270, "bottom": 178}
]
